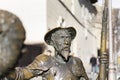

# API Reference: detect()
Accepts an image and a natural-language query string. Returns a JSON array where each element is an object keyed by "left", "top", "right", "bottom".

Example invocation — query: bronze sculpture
[
  {"left": 0, "top": 10, "right": 25, "bottom": 77},
  {"left": 5, "top": 27, "right": 88, "bottom": 80}
]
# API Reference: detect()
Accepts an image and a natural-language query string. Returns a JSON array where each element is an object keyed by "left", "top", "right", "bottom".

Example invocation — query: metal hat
[{"left": 44, "top": 27, "right": 76, "bottom": 45}]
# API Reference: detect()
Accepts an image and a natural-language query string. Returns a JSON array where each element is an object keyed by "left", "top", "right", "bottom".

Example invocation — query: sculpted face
[{"left": 51, "top": 29, "right": 72, "bottom": 60}]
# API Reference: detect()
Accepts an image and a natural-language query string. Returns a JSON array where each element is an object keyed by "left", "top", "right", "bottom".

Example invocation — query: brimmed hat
[{"left": 44, "top": 27, "right": 76, "bottom": 45}]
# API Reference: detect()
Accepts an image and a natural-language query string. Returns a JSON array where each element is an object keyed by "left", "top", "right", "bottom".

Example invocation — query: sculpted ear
[{"left": 50, "top": 33, "right": 55, "bottom": 46}]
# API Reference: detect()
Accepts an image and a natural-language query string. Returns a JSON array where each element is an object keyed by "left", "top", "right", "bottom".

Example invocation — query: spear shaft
[{"left": 99, "top": 0, "right": 108, "bottom": 80}]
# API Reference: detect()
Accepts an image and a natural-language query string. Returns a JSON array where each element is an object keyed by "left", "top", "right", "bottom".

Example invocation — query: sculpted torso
[{"left": 31, "top": 54, "right": 88, "bottom": 80}]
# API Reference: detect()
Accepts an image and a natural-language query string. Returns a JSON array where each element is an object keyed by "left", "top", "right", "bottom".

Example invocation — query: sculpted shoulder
[
  {"left": 36, "top": 54, "right": 52, "bottom": 61},
  {"left": 70, "top": 56, "right": 83, "bottom": 65},
  {"left": 26, "top": 51, "right": 54, "bottom": 71}
]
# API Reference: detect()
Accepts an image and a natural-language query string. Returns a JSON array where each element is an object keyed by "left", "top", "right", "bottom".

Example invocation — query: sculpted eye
[
  {"left": 66, "top": 36, "right": 70, "bottom": 38},
  {"left": 66, "top": 36, "right": 71, "bottom": 40},
  {"left": 61, "top": 36, "right": 64, "bottom": 38}
]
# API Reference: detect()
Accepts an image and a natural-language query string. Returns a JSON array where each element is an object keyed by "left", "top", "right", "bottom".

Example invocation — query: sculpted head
[
  {"left": 44, "top": 27, "right": 76, "bottom": 60},
  {"left": 0, "top": 10, "right": 25, "bottom": 76}
]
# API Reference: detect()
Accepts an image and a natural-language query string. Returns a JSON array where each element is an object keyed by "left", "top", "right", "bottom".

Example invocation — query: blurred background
[{"left": 1, "top": 0, "right": 120, "bottom": 80}]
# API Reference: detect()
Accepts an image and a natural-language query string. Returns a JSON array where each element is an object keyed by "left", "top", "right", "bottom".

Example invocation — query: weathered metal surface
[{"left": 0, "top": 10, "right": 25, "bottom": 76}]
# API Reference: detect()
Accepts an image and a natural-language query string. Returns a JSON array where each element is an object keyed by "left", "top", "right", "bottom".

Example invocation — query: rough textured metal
[{"left": 0, "top": 10, "right": 25, "bottom": 76}]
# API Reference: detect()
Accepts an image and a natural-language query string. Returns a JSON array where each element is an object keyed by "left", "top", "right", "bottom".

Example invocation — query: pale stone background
[{"left": 0, "top": 0, "right": 47, "bottom": 44}]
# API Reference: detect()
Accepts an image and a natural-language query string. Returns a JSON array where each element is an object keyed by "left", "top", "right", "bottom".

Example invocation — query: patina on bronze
[
  {"left": 0, "top": 10, "right": 25, "bottom": 76},
  {"left": 6, "top": 27, "right": 88, "bottom": 80}
]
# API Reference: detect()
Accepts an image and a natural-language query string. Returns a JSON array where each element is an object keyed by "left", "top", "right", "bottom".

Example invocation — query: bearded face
[{"left": 50, "top": 29, "right": 72, "bottom": 60}]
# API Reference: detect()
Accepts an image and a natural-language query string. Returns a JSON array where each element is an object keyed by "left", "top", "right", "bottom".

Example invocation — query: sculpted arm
[
  {"left": 74, "top": 57, "right": 89, "bottom": 80},
  {"left": 7, "top": 54, "right": 52, "bottom": 80},
  {"left": 79, "top": 60, "right": 89, "bottom": 80}
]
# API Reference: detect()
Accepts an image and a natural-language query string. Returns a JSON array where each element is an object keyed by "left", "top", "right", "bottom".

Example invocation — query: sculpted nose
[
  {"left": 64, "top": 37, "right": 70, "bottom": 45},
  {"left": 65, "top": 41, "right": 68, "bottom": 44},
  {"left": 64, "top": 40, "right": 69, "bottom": 45}
]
